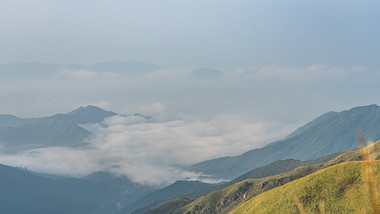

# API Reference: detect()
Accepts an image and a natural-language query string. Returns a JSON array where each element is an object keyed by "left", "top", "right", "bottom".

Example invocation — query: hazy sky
[
  {"left": 0, "top": 0, "right": 379, "bottom": 122},
  {"left": 1, "top": 0, "right": 379, "bottom": 67}
]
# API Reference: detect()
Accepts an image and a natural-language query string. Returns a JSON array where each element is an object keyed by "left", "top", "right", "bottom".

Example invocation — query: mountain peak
[
  {"left": 88, "top": 60, "right": 161, "bottom": 75},
  {"left": 52, "top": 105, "right": 116, "bottom": 124},
  {"left": 345, "top": 104, "right": 379, "bottom": 113},
  {"left": 69, "top": 105, "right": 108, "bottom": 114}
]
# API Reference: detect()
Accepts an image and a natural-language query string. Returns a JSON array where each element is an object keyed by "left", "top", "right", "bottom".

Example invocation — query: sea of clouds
[
  {"left": 0, "top": 63, "right": 379, "bottom": 186},
  {"left": 0, "top": 113, "right": 292, "bottom": 186}
]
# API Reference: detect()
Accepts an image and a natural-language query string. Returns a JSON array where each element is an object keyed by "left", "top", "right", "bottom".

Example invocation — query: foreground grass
[{"left": 232, "top": 161, "right": 380, "bottom": 214}]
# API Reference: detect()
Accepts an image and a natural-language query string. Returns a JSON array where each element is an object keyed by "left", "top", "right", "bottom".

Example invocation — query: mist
[
  {"left": 1, "top": 61, "right": 380, "bottom": 186},
  {"left": 0, "top": 114, "right": 292, "bottom": 186}
]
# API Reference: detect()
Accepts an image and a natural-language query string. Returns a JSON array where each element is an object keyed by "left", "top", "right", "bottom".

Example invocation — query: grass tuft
[{"left": 358, "top": 130, "right": 379, "bottom": 214}]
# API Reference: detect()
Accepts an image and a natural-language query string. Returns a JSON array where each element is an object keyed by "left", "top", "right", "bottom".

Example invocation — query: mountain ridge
[
  {"left": 148, "top": 141, "right": 380, "bottom": 214},
  {"left": 0, "top": 61, "right": 161, "bottom": 77},
  {"left": 188, "top": 104, "right": 380, "bottom": 179},
  {"left": 51, "top": 105, "right": 117, "bottom": 124}
]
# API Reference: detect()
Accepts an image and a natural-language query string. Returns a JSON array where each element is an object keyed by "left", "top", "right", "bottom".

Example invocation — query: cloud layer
[
  {"left": 1, "top": 63, "right": 379, "bottom": 125},
  {"left": 0, "top": 114, "right": 292, "bottom": 186},
  {"left": 1, "top": 63, "right": 380, "bottom": 185}
]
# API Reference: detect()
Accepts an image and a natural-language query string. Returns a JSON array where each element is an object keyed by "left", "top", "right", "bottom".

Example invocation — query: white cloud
[
  {"left": 138, "top": 102, "right": 165, "bottom": 116},
  {"left": 0, "top": 115, "right": 292, "bottom": 186},
  {"left": 1, "top": 63, "right": 380, "bottom": 186},
  {"left": 59, "top": 69, "right": 96, "bottom": 79}
]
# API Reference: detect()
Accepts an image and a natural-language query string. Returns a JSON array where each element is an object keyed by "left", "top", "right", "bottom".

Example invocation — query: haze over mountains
[
  {"left": 0, "top": 104, "right": 289, "bottom": 185},
  {"left": 0, "top": 61, "right": 161, "bottom": 78},
  {"left": 0, "top": 105, "right": 117, "bottom": 152},
  {"left": 1, "top": 1, "right": 378, "bottom": 213},
  {"left": 1, "top": 104, "right": 379, "bottom": 181},
  {"left": 0, "top": 104, "right": 380, "bottom": 213},
  {"left": 188, "top": 104, "right": 380, "bottom": 179}
]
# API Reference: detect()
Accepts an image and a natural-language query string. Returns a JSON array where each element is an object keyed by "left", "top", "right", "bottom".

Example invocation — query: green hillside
[
  {"left": 135, "top": 153, "right": 340, "bottom": 214},
  {"left": 232, "top": 161, "right": 380, "bottom": 214},
  {"left": 148, "top": 141, "right": 380, "bottom": 214}
]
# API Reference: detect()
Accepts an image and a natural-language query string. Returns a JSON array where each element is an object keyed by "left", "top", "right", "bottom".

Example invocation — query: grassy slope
[
  {"left": 149, "top": 141, "right": 380, "bottom": 214},
  {"left": 178, "top": 165, "right": 322, "bottom": 214},
  {"left": 144, "top": 153, "right": 340, "bottom": 214},
  {"left": 229, "top": 152, "right": 341, "bottom": 184},
  {"left": 145, "top": 198, "right": 192, "bottom": 214},
  {"left": 232, "top": 161, "right": 380, "bottom": 214}
]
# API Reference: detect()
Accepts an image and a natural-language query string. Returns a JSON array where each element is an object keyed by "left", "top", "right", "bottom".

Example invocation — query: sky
[
  {"left": 0, "top": 0, "right": 380, "bottom": 185},
  {"left": 0, "top": 0, "right": 379, "bottom": 68}
]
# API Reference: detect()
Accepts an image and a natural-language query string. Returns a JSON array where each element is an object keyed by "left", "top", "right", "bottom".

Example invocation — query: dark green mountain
[
  {"left": 117, "top": 180, "right": 215, "bottom": 214},
  {"left": 188, "top": 104, "right": 380, "bottom": 180},
  {"left": 83, "top": 172, "right": 156, "bottom": 214},
  {"left": 0, "top": 163, "right": 121, "bottom": 214}
]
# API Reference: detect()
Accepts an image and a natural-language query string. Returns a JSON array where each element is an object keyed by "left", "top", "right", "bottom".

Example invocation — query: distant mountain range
[
  {"left": 0, "top": 163, "right": 120, "bottom": 214},
  {"left": 188, "top": 104, "right": 380, "bottom": 180},
  {"left": 0, "top": 61, "right": 161, "bottom": 77},
  {"left": 51, "top": 105, "right": 117, "bottom": 124},
  {"left": 0, "top": 105, "right": 147, "bottom": 152},
  {"left": 190, "top": 68, "right": 222, "bottom": 79}
]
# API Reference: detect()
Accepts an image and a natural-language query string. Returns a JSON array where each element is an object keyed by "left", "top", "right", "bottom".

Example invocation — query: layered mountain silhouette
[
  {"left": 188, "top": 104, "right": 380, "bottom": 179},
  {"left": 120, "top": 180, "right": 215, "bottom": 214},
  {"left": 51, "top": 105, "right": 117, "bottom": 124},
  {"left": 0, "top": 105, "right": 117, "bottom": 152},
  {"left": 190, "top": 68, "right": 222, "bottom": 79},
  {"left": 0, "top": 163, "right": 121, "bottom": 214},
  {"left": 0, "top": 104, "right": 380, "bottom": 214},
  {"left": 88, "top": 60, "right": 161, "bottom": 76},
  {"left": 0, "top": 61, "right": 161, "bottom": 78}
]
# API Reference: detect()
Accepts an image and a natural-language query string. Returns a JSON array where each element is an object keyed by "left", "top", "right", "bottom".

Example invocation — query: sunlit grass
[
  {"left": 358, "top": 131, "right": 379, "bottom": 214},
  {"left": 232, "top": 136, "right": 380, "bottom": 214}
]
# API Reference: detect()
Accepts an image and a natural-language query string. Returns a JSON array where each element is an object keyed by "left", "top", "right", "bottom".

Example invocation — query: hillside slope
[
  {"left": 0, "top": 164, "right": 121, "bottom": 214},
  {"left": 148, "top": 141, "right": 380, "bottom": 214},
  {"left": 189, "top": 104, "right": 380, "bottom": 179},
  {"left": 130, "top": 152, "right": 340, "bottom": 214},
  {"left": 232, "top": 161, "right": 380, "bottom": 214},
  {"left": 118, "top": 181, "right": 215, "bottom": 214}
]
